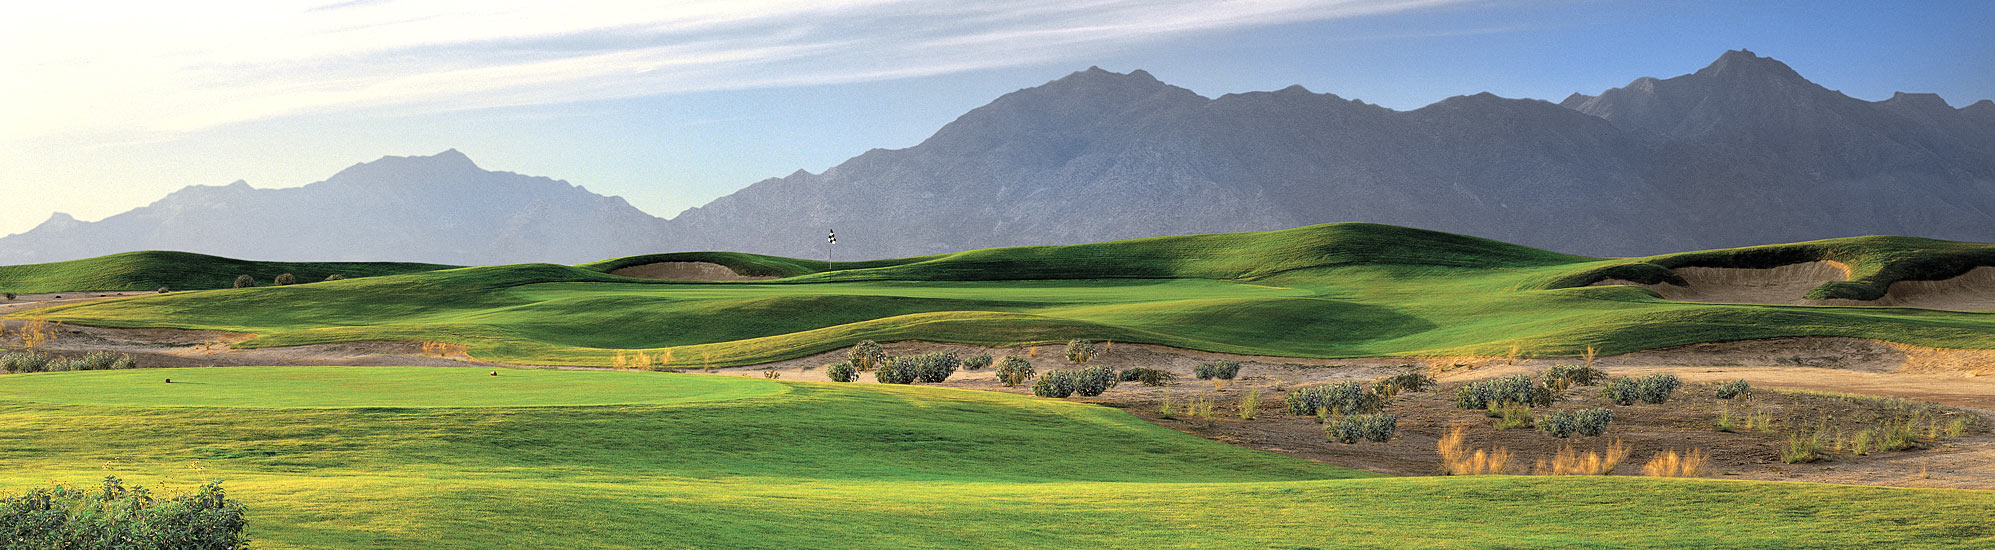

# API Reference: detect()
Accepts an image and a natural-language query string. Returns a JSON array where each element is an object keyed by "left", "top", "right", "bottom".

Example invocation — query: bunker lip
[
  {"left": 609, "top": 261, "right": 776, "bottom": 281},
  {"left": 1592, "top": 261, "right": 1995, "bottom": 311}
]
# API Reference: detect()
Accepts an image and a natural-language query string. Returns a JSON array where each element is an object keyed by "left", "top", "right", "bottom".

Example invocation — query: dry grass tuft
[
  {"left": 1641, "top": 449, "right": 1709, "bottom": 478},
  {"left": 1533, "top": 439, "right": 1631, "bottom": 475},
  {"left": 1438, "top": 426, "right": 1515, "bottom": 475},
  {"left": 420, "top": 341, "right": 468, "bottom": 359}
]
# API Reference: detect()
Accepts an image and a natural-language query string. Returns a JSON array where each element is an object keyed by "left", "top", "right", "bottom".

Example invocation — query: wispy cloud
[{"left": 0, "top": 0, "right": 1471, "bottom": 143}]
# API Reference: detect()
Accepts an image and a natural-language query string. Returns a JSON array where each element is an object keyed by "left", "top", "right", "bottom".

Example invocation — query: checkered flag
[{"left": 828, "top": 229, "right": 836, "bottom": 245}]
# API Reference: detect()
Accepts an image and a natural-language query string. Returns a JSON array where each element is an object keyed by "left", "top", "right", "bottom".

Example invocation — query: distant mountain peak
[
  {"left": 1884, "top": 91, "right": 1953, "bottom": 110},
  {"left": 1695, "top": 48, "right": 1806, "bottom": 82}
]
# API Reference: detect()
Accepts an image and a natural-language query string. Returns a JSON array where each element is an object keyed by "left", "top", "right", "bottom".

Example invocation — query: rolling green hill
[
  {"left": 0, "top": 367, "right": 1984, "bottom": 549},
  {"left": 21, "top": 223, "right": 1995, "bottom": 366},
  {"left": 0, "top": 250, "right": 455, "bottom": 293}
]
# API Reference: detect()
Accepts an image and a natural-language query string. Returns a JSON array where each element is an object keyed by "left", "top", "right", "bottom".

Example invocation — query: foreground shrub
[
  {"left": 1542, "top": 364, "right": 1607, "bottom": 391},
  {"left": 273, "top": 273, "right": 297, "bottom": 286},
  {"left": 1534, "top": 440, "right": 1632, "bottom": 475},
  {"left": 902, "top": 352, "right": 960, "bottom": 383},
  {"left": 1119, "top": 367, "right": 1176, "bottom": 386},
  {"left": 1454, "top": 374, "right": 1551, "bottom": 409},
  {"left": 1071, "top": 365, "right": 1118, "bottom": 396},
  {"left": 0, "top": 352, "right": 52, "bottom": 374},
  {"left": 0, "top": 476, "right": 248, "bottom": 549},
  {"left": 1643, "top": 449, "right": 1709, "bottom": 477},
  {"left": 1374, "top": 371, "right": 1436, "bottom": 397},
  {"left": 825, "top": 361, "right": 857, "bottom": 382},
  {"left": 995, "top": 356, "right": 1035, "bottom": 386},
  {"left": 1539, "top": 408, "right": 1614, "bottom": 438},
  {"left": 1032, "top": 369, "right": 1075, "bottom": 398},
  {"left": 847, "top": 341, "right": 885, "bottom": 371},
  {"left": 1715, "top": 379, "right": 1751, "bottom": 399},
  {"left": 1064, "top": 339, "right": 1098, "bottom": 364},
  {"left": 1437, "top": 426, "right": 1514, "bottom": 475},
  {"left": 1604, "top": 373, "right": 1682, "bottom": 405},
  {"left": 1193, "top": 361, "right": 1240, "bottom": 380},
  {"left": 1286, "top": 381, "right": 1383, "bottom": 416},
  {"left": 1329, "top": 413, "right": 1397, "bottom": 444},
  {"left": 874, "top": 357, "right": 919, "bottom": 384},
  {"left": 231, "top": 275, "right": 254, "bottom": 288},
  {"left": 960, "top": 352, "right": 993, "bottom": 371}
]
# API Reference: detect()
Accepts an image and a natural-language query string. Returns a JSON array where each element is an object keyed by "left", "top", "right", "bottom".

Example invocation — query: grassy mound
[
  {"left": 0, "top": 366, "right": 784, "bottom": 407},
  {"left": 0, "top": 250, "right": 455, "bottom": 293},
  {"left": 1539, "top": 235, "right": 1995, "bottom": 300},
  {"left": 0, "top": 367, "right": 1984, "bottom": 549},
  {"left": 24, "top": 223, "right": 1995, "bottom": 365}
]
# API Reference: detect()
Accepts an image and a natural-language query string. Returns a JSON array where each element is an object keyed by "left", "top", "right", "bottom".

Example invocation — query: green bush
[
  {"left": 826, "top": 361, "right": 858, "bottom": 382},
  {"left": 874, "top": 357, "right": 919, "bottom": 384},
  {"left": 1118, "top": 367, "right": 1176, "bottom": 386},
  {"left": 157, "top": 286, "right": 170, "bottom": 293},
  {"left": 1065, "top": 340, "right": 1098, "bottom": 364},
  {"left": 960, "top": 352, "right": 993, "bottom": 371},
  {"left": 1542, "top": 364, "right": 1607, "bottom": 391},
  {"left": 1454, "top": 374, "right": 1551, "bottom": 409},
  {"left": 324, "top": 274, "right": 346, "bottom": 282},
  {"left": 1286, "top": 381, "right": 1383, "bottom": 416},
  {"left": 847, "top": 341, "right": 885, "bottom": 371},
  {"left": 1, "top": 352, "right": 52, "bottom": 374},
  {"left": 1374, "top": 371, "right": 1436, "bottom": 395},
  {"left": 1032, "top": 369, "right": 1075, "bottom": 398},
  {"left": 1193, "top": 361, "right": 1241, "bottom": 380},
  {"left": 900, "top": 352, "right": 959, "bottom": 383},
  {"left": 1, "top": 292, "right": 13, "bottom": 301},
  {"left": 1715, "top": 379, "right": 1750, "bottom": 399},
  {"left": 1539, "top": 408, "right": 1614, "bottom": 438},
  {"left": 274, "top": 273, "right": 298, "bottom": 286},
  {"left": 66, "top": 351, "right": 136, "bottom": 371},
  {"left": 1071, "top": 365, "right": 1118, "bottom": 397},
  {"left": 1489, "top": 402, "right": 1534, "bottom": 430},
  {"left": 231, "top": 275, "right": 254, "bottom": 288},
  {"left": 1604, "top": 373, "right": 1682, "bottom": 405},
  {"left": 1329, "top": 413, "right": 1397, "bottom": 444},
  {"left": 995, "top": 356, "right": 1035, "bottom": 387},
  {"left": 0, "top": 476, "right": 247, "bottom": 549}
]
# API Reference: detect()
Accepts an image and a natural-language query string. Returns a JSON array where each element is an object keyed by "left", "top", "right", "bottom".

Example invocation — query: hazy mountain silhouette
[
  {"left": 5, "top": 50, "right": 1990, "bottom": 264},
  {"left": 0, "top": 150, "right": 667, "bottom": 264}
]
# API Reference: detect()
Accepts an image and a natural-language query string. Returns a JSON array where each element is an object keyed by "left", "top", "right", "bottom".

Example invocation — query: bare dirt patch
[
  {"left": 1593, "top": 261, "right": 1995, "bottom": 311},
  {"left": 609, "top": 262, "right": 775, "bottom": 281}
]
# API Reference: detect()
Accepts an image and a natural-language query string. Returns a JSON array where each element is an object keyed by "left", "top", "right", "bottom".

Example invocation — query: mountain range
[{"left": 5, "top": 49, "right": 1991, "bottom": 264}]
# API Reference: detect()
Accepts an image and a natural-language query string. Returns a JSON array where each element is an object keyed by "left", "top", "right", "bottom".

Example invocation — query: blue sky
[{"left": 2, "top": 0, "right": 1990, "bottom": 236}]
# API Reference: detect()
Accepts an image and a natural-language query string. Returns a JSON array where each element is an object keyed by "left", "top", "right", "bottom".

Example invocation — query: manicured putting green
[{"left": 0, "top": 366, "right": 784, "bottom": 408}]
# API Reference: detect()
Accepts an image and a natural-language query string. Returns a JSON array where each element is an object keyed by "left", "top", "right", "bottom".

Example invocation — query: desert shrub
[
  {"left": 960, "top": 352, "right": 993, "bottom": 371},
  {"left": 1454, "top": 374, "right": 1551, "bottom": 409},
  {"left": 1329, "top": 413, "right": 1397, "bottom": 444},
  {"left": 1437, "top": 426, "right": 1515, "bottom": 475},
  {"left": 1489, "top": 402, "right": 1534, "bottom": 430},
  {"left": 1, "top": 292, "right": 13, "bottom": 301},
  {"left": 1071, "top": 365, "right": 1118, "bottom": 396},
  {"left": 897, "top": 352, "right": 959, "bottom": 383},
  {"left": 1604, "top": 373, "right": 1681, "bottom": 405},
  {"left": 1032, "top": 369, "right": 1076, "bottom": 398},
  {"left": 274, "top": 273, "right": 297, "bottom": 285},
  {"left": 995, "top": 356, "right": 1035, "bottom": 386},
  {"left": 231, "top": 275, "right": 254, "bottom": 288},
  {"left": 1239, "top": 388, "right": 1261, "bottom": 420},
  {"left": 324, "top": 274, "right": 346, "bottom": 282},
  {"left": 1118, "top": 367, "right": 1176, "bottom": 386},
  {"left": 874, "top": 357, "right": 919, "bottom": 384},
  {"left": 1064, "top": 339, "right": 1098, "bottom": 364},
  {"left": 1193, "top": 361, "right": 1241, "bottom": 380},
  {"left": 1542, "top": 364, "right": 1607, "bottom": 391},
  {"left": 1642, "top": 449, "right": 1709, "bottom": 477},
  {"left": 1539, "top": 408, "right": 1614, "bottom": 438},
  {"left": 1780, "top": 432, "right": 1825, "bottom": 463},
  {"left": 1715, "top": 379, "right": 1750, "bottom": 399},
  {"left": 1374, "top": 371, "right": 1436, "bottom": 396},
  {"left": 847, "top": 341, "right": 885, "bottom": 371},
  {"left": 0, "top": 477, "right": 248, "bottom": 549},
  {"left": 157, "top": 286, "right": 170, "bottom": 294},
  {"left": 825, "top": 361, "right": 857, "bottom": 382},
  {"left": 1286, "top": 381, "right": 1383, "bottom": 416},
  {"left": 61, "top": 351, "right": 135, "bottom": 372},
  {"left": 0, "top": 352, "right": 52, "bottom": 374}
]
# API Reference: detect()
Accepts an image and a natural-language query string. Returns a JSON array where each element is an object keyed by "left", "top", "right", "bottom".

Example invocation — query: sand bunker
[
  {"left": 1593, "top": 261, "right": 1995, "bottom": 311},
  {"left": 610, "top": 262, "right": 776, "bottom": 282}
]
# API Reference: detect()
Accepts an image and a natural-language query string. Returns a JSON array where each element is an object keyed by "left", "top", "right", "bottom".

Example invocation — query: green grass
[
  {"left": 0, "top": 250, "right": 454, "bottom": 293},
  {"left": 1, "top": 367, "right": 1987, "bottom": 549},
  {"left": 23, "top": 223, "right": 1995, "bottom": 367}
]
